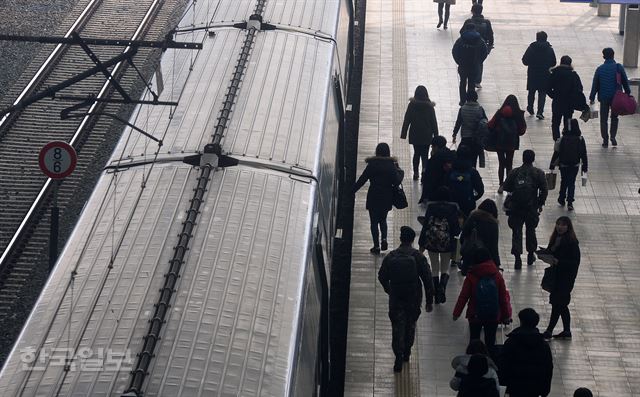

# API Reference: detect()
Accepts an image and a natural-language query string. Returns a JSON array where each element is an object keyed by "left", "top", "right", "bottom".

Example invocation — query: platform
[{"left": 344, "top": 0, "right": 640, "bottom": 396}]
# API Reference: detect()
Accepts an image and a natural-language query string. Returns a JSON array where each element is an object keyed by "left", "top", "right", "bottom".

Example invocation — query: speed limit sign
[{"left": 38, "top": 141, "right": 77, "bottom": 179}]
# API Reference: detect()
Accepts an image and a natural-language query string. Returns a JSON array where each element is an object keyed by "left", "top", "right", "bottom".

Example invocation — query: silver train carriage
[{"left": 0, "top": 0, "right": 353, "bottom": 395}]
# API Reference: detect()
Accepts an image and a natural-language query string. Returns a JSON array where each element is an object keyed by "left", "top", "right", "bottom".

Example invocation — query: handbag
[
  {"left": 392, "top": 184, "right": 408, "bottom": 209},
  {"left": 541, "top": 266, "right": 556, "bottom": 293},
  {"left": 611, "top": 65, "right": 637, "bottom": 116},
  {"left": 545, "top": 171, "right": 557, "bottom": 191}
]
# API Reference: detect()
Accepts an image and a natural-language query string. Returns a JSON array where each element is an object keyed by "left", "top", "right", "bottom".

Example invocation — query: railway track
[{"left": 0, "top": 0, "right": 190, "bottom": 365}]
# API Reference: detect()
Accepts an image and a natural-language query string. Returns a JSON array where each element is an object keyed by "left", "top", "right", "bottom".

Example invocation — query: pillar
[
  {"left": 620, "top": 4, "right": 627, "bottom": 35},
  {"left": 598, "top": 3, "right": 611, "bottom": 17},
  {"left": 623, "top": 6, "right": 640, "bottom": 67}
]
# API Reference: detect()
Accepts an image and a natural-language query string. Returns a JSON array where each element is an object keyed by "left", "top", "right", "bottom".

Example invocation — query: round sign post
[{"left": 38, "top": 141, "right": 77, "bottom": 270}]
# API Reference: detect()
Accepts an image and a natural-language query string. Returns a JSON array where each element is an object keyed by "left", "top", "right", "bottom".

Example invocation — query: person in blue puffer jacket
[{"left": 589, "top": 47, "right": 631, "bottom": 148}]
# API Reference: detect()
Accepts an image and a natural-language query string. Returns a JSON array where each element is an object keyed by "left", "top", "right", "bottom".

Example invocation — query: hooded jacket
[
  {"left": 548, "top": 64, "right": 588, "bottom": 113},
  {"left": 354, "top": 156, "right": 402, "bottom": 212},
  {"left": 448, "top": 157, "right": 484, "bottom": 217},
  {"left": 460, "top": 15, "right": 494, "bottom": 48},
  {"left": 453, "top": 260, "right": 510, "bottom": 322},
  {"left": 550, "top": 121, "right": 588, "bottom": 172},
  {"left": 401, "top": 98, "right": 439, "bottom": 145},
  {"left": 501, "top": 326, "right": 553, "bottom": 396},
  {"left": 452, "top": 30, "right": 488, "bottom": 72},
  {"left": 453, "top": 101, "right": 487, "bottom": 140},
  {"left": 589, "top": 58, "right": 631, "bottom": 102},
  {"left": 522, "top": 40, "right": 557, "bottom": 91},
  {"left": 487, "top": 106, "right": 526, "bottom": 151},
  {"left": 461, "top": 209, "right": 500, "bottom": 268}
]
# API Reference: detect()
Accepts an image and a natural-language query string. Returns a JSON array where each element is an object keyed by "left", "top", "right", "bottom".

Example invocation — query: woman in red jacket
[
  {"left": 487, "top": 95, "right": 526, "bottom": 193},
  {"left": 453, "top": 248, "right": 512, "bottom": 348}
]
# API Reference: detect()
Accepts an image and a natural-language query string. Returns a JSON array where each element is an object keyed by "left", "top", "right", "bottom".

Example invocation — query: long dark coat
[
  {"left": 548, "top": 64, "right": 587, "bottom": 113},
  {"left": 401, "top": 98, "right": 439, "bottom": 145},
  {"left": 354, "top": 156, "right": 402, "bottom": 212},
  {"left": 461, "top": 209, "right": 500, "bottom": 268},
  {"left": 549, "top": 238, "right": 580, "bottom": 306},
  {"left": 522, "top": 41, "right": 557, "bottom": 91},
  {"left": 501, "top": 326, "right": 553, "bottom": 397}
]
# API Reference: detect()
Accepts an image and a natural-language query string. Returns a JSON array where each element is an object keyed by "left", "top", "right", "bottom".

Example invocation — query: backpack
[
  {"left": 425, "top": 213, "right": 451, "bottom": 252},
  {"left": 510, "top": 168, "right": 536, "bottom": 209},
  {"left": 449, "top": 169, "right": 474, "bottom": 205},
  {"left": 476, "top": 19, "right": 490, "bottom": 45},
  {"left": 388, "top": 252, "right": 418, "bottom": 299},
  {"left": 475, "top": 275, "right": 499, "bottom": 321},
  {"left": 558, "top": 135, "right": 582, "bottom": 166},
  {"left": 459, "top": 41, "right": 479, "bottom": 68}
]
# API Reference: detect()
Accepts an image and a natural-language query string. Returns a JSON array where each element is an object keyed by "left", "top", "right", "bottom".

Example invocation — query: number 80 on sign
[{"left": 38, "top": 141, "right": 77, "bottom": 179}]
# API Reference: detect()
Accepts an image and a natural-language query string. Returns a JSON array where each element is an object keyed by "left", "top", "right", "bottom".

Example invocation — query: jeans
[
  {"left": 496, "top": 150, "right": 515, "bottom": 184},
  {"left": 469, "top": 321, "right": 498, "bottom": 348},
  {"left": 508, "top": 211, "right": 539, "bottom": 256},
  {"left": 559, "top": 166, "right": 579, "bottom": 203},
  {"left": 412, "top": 144, "right": 429, "bottom": 175},
  {"left": 546, "top": 303, "right": 571, "bottom": 333},
  {"left": 458, "top": 67, "right": 477, "bottom": 105},
  {"left": 599, "top": 100, "right": 619, "bottom": 142},
  {"left": 369, "top": 209, "right": 389, "bottom": 247},
  {"left": 551, "top": 108, "right": 572, "bottom": 141},
  {"left": 527, "top": 89, "right": 547, "bottom": 115}
]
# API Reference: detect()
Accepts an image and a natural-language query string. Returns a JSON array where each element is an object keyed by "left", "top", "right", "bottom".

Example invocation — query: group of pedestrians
[{"left": 350, "top": 2, "right": 637, "bottom": 396}]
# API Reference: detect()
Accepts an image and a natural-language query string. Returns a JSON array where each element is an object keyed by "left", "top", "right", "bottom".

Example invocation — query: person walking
[
  {"left": 457, "top": 355, "right": 500, "bottom": 397},
  {"left": 453, "top": 90, "right": 488, "bottom": 168},
  {"left": 378, "top": 226, "right": 434, "bottom": 372},
  {"left": 589, "top": 47, "right": 632, "bottom": 147},
  {"left": 418, "top": 186, "right": 460, "bottom": 304},
  {"left": 450, "top": 340, "right": 500, "bottom": 393},
  {"left": 503, "top": 150, "right": 548, "bottom": 269},
  {"left": 549, "top": 119, "right": 588, "bottom": 211},
  {"left": 501, "top": 308, "right": 553, "bottom": 397},
  {"left": 460, "top": 4, "right": 494, "bottom": 88},
  {"left": 452, "top": 23, "right": 488, "bottom": 106},
  {"left": 435, "top": 0, "right": 455, "bottom": 29},
  {"left": 453, "top": 247, "right": 511, "bottom": 348},
  {"left": 448, "top": 145, "right": 485, "bottom": 218},
  {"left": 461, "top": 199, "right": 501, "bottom": 269},
  {"left": 353, "top": 142, "right": 403, "bottom": 254},
  {"left": 401, "top": 85, "right": 439, "bottom": 180},
  {"left": 548, "top": 55, "right": 589, "bottom": 141},
  {"left": 488, "top": 95, "right": 526, "bottom": 193},
  {"left": 541, "top": 217, "right": 580, "bottom": 340},
  {"left": 419, "top": 135, "right": 454, "bottom": 204},
  {"left": 522, "top": 31, "right": 557, "bottom": 119}
]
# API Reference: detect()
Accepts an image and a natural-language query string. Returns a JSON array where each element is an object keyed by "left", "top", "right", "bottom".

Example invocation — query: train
[{"left": 0, "top": 0, "right": 353, "bottom": 395}]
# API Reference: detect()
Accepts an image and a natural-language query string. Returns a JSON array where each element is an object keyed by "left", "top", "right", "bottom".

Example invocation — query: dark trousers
[
  {"left": 551, "top": 107, "right": 573, "bottom": 141},
  {"left": 437, "top": 3, "right": 450, "bottom": 24},
  {"left": 546, "top": 303, "right": 571, "bottom": 333},
  {"left": 469, "top": 321, "right": 499, "bottom": 348},
  {"left": 476, "top": 62, "right": 484, "bottom": 85},
  {"left": 369, "top": 209, "right": 389, "bottom": 247},
  {"left": 508, "top": 211, "right": 539, "bottom": 256},
  {"left": 527, "top": 89, "right": 547, "bottom": 115},
  {"left": 460, "top": 137, "right": 481, "bottom": 168},
  {"left": 389, "top": 302, "right": 418, "bottom": 359},
  {"left": 599, "top": 100, "right": 619, "bottom": 142},
  {"left": 458, "top": 68, "right": 477, "bottom": 105},
  {"left": 559, "top": 166, "right": 579, "bottom": 203},
  {"left": 412, "top": 144, "right": 429, "bottom": 174},
  {"left": 496, "top": 150, "right": 515, "bottom": 184}
]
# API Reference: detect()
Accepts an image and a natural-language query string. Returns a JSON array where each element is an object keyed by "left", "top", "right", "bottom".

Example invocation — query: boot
[
  {"left": 432, "top": 276, "right": 441, "bottom": 304},
  {"left": 393, "top": 356, "right": 403, "bottom": 372},
  {"left": 514, "top": 255, "right": 522, "bottom": 270},
  {"left": 439, "top": 273, "right": 450, "bottom": 304}
]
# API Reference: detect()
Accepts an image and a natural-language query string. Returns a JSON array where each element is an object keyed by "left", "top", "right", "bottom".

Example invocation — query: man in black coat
[
  {"left": 522, "top": 31, "right": 557, "bottom": 119},
  {"left": 378, "top": 226, "right": 434, "bottom": 372},
  {"left": 501, "top": 308, "right": 553, "bottom": 397},
  {"left": 548, "top": 56, "right": 588, "bottom": 141},
  {"left": 452, "top": 24, "right": 488, "bottom": 106},
  {"left": 460, "top": 4, "right": 494, "bottom": 89}
]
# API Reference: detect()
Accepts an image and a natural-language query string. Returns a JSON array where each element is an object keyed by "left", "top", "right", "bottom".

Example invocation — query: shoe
[
  {"left": 514, "top": 255, "right": 522, "bottom": 270},
  {"left": 542, "top": 331, "right": 552, "bottom": 340},
  {"left": 526, "top": 106, "right": 534, "bottom": 115},
  {"left": 437, "top": 20, "right": 443, "bottom": 28},
  {"left": 403, "top": 352, "right": 411, "bottom": 362},
  {"left": 611, "top": 138, "right": 617, "bottom": 146},
  {"left": 475, "top": 83, "right": 482, "bottom": 89},
  {"left": 602, "top": 140, "right": 608, "bottom": 148},
  {"left": 527, "top": 252, "right": 536, "bottom": 266},
  {"left": 497, "top": 185, "right": 504, "bottom": 194},
  {"left": 567, "top": 202, "right": 574, "bottom": 211},
  {"left": 536, "top": 113, "right": 545, "bottom": 120},
  {"left": 413, "top": 173, "right": 419, "bottom": 181},
  {"left": 443, "top": 23, "right": 448, "bottom": 30},
  {"left": 393, "top": 357, "right": 403, "bottom": 372},
  {"left": 553, "top": 330, "right": 572, "bottom": 339},
  {"left": 381, "top": 240, "right": 388, "bottom": 251},
  {"left": 557, "top": 198, "right": 565, "bottom": 207},
  {"left": 370, "top": 246, "right": 380, "bottom": 255}
]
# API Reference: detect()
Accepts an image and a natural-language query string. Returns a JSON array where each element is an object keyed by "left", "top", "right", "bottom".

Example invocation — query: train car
[{"left": 0, "top": 0, "right": 353, "bottom": 395}]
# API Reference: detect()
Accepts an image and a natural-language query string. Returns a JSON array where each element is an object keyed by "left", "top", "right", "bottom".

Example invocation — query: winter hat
[
  {"left": 573, "top": 388, "right": 593, "bottom": 397},
  {"left": 467, "top": 354, "right": 489, "bottom": 377},
  {"left": 400, "top": 226, "right": 416, "bottom": 243}
]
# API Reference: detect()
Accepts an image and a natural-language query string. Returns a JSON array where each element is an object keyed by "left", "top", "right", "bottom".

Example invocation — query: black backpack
[
  {"left": 388, "top": 252, "right": 419, "bottom": 299},
  {"left": 475, "top": 275, "right": 499, "bottom": 321},
  {"left": 558, "top": 135, "right": 582, "bottom": 166},
  {"left": 459, "top": 41, "right": 479, "bottom": 68},
  {"left": 510, "top": 168, "right": 536, "bottom": 209}
]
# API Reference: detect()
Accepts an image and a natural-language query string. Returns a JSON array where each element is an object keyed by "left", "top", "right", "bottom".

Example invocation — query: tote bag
[{"left": 611, "top": 65, "right": 637, "bottom": 116}]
